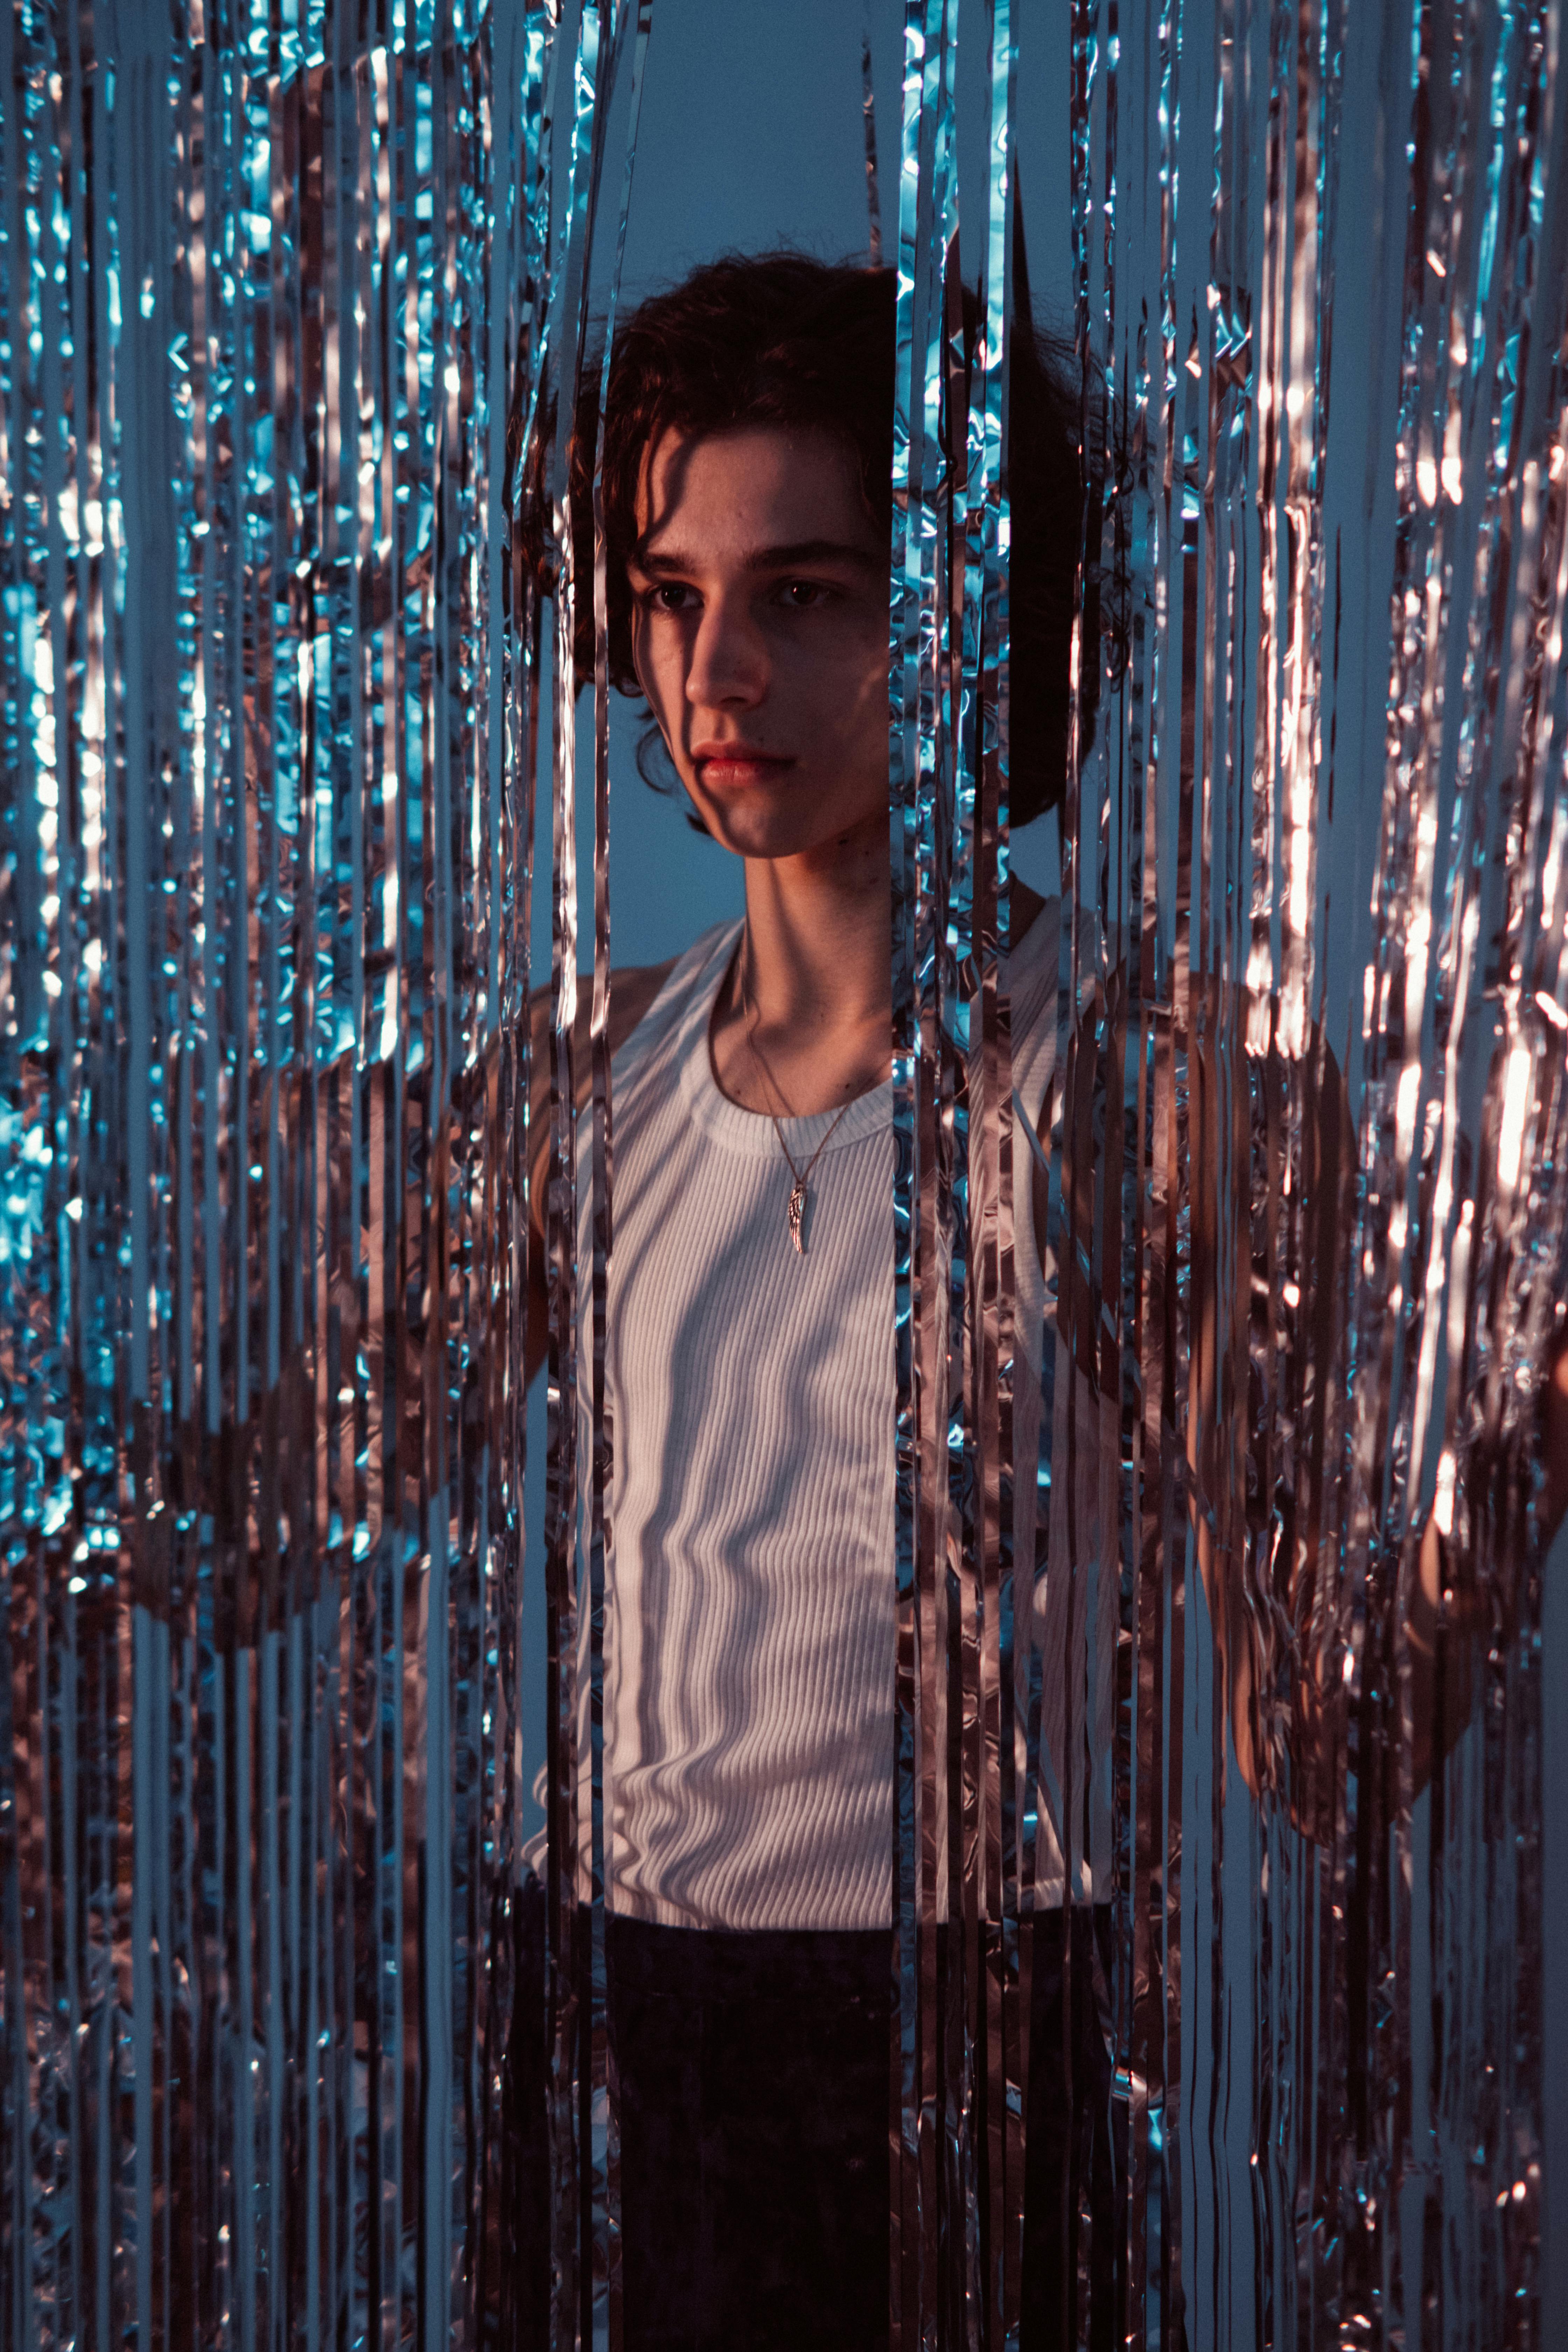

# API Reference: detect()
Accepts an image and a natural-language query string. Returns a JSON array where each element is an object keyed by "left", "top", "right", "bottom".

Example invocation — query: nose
[{"left": 685, "top": 591, "right": 768, "bottom": 714}]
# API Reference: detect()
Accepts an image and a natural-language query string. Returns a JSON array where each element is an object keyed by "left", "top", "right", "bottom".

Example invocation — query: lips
[{"left": 692, "top": 747, "right": 794, "bottom": 786}]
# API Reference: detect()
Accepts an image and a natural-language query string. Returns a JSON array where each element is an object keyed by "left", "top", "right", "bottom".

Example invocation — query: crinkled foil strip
[
  {"left": 586, "top": 16, "right": 652, "bottom": 2349},
  {"left": 888, "top": 0, "right": 1028, "bottom": 2341},
  {"left": 889, "top": 2, "right": 949, "bottom": 2336},
  {"left": 527, "top": 7, "right": 648, "bottom": 2346}
]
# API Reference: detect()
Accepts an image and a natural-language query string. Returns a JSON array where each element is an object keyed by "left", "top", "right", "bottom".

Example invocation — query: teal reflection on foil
[{"left": 0, "top": 1, "right": 539, "bottom": 2337}]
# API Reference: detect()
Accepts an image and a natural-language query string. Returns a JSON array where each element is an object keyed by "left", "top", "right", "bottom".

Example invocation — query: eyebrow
[{"left": 629, "top": 536, "right": 884, "bottom": 578}]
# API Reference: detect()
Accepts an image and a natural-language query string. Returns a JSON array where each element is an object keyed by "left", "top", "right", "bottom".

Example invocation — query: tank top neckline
[{"left": 664, "top": 903, "right": 1059, "bottom": 1166}]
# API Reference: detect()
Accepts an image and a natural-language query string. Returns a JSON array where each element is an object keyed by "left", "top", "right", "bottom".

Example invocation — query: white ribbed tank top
[{"left": 528, "top": 896, "right": 1117, "bottom": 1930}]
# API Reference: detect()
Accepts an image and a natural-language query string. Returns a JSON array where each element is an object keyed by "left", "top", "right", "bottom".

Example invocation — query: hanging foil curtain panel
[
  {"left": 0, "top": 0, "right": 554, "bottom": 2338},
  {"left": 881, "top": 0, "right": 1568, "bottom": 2337},
  {"left": 2, "top": 1, "right": 1567, "bottom": 2349},
  {"left": 1049, "top": 0, "right": 1568, "bottom": 2344},
  {"left": 887, "top": 0, "right": 1028, "bottom": 2337}
]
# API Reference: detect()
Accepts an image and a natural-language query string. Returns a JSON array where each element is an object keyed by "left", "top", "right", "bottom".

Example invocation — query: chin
[
  {"left": 692, "top": 793, "right": 817, "bottom": 863},
  {"left": 698, "top": 788, "right": 884, "bottom": 867},
  {"left": 715, "top": 818, "right": 853, "bottom": 866}
]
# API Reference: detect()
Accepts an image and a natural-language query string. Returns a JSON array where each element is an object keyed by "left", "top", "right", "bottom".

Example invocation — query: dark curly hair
[{"left": 511, "top": 250, "right": 1083, "bottom": 827}]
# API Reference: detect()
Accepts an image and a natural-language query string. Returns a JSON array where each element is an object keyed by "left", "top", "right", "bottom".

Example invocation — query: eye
[
  {"left": 642, "top": 581, "right": 698, "bottom": 613},
  {"left": 776, "top": 579, "right": 835, "bottom": 611}
]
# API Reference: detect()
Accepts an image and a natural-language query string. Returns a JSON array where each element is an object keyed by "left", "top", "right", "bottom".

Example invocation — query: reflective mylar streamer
[
  {"left": 539, "top": 9, "right": 598, "bottom": 2334},
  {"left": 861, "top": 0, "right": 884, "bottom": 268},
  {"left": 0, "top": 2, "right": 544, "bottom": 2338},
  {"left": 587, "top": 13, "right": 652, "bottom": 2345},
  {"left": 967, "top": 4, "right": 1021, "bottom": 2333},
  {"left": 529, "top": 2, "right": 647, "bottom": 2343},
  {"left": 1062, "top": 0, "right": 1568, "bottom": 2343},
  {"left": 1335, "top": 4, "right": 1566, "bottom": 2331},
  {"left": 498, "top": 20, "right": 556, "bottom": 2351},
  {"left": 888, "top": 0, "right": 1028, "bottom": 2340},
  {"left": 889, "top": 0, "right": 953, "bottom": 2333}
]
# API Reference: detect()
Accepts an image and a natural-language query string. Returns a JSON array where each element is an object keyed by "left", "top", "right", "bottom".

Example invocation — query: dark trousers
[{"left": 507, "top": 1879, "right": 1119, "bottom": 2350}]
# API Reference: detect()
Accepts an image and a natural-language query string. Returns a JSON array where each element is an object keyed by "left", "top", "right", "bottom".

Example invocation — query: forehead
[{"left": 634, "top": 424, "right": 879, "bottom": 561}]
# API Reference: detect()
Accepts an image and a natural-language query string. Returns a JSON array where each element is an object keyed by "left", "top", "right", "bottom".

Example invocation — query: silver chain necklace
[{"left": 738, "top": 937, "right": 853, "bottom": 1254}]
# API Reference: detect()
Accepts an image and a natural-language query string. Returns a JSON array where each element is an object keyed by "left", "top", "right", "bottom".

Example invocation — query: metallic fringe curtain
[
  {"left": 0, "top": 1, "right": 536, "bottom": 2338},
  {"left": 1, "top": 0, "right": 1564, "bottom": 2346},
  {"left": 1060, "top": 0, "right": 1568, "bottom": 2344}
]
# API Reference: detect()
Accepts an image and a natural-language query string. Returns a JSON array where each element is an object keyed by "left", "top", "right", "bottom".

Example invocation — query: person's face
[{"left": 626, "top": 425, "right": 889, "bottom": 863}]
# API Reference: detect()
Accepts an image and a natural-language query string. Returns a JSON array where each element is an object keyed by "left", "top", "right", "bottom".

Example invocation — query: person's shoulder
[
  {"left": 522, "top": 919, "right": 738, "bottom": 1069},
  {"left": 1010, "top": 881, "right": 1057, "bottom": 960},
  {"left": 1004, "top": 884, "right": 1060, "bottom": 1025},
  {"left": 608, "top": 918, "right": 739, "bottom": 1061},
  {"left": 605, "top": 958, "right": 678, "bottom": 1058}
]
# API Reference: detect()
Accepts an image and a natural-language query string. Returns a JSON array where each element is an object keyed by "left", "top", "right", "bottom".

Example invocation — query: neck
[
  {"left": 740, "top": 811, "right": 890, "bottom": 1035},
  {"left": 737, "top": 821, "right": 1046, "bottom": 1030},
  {"left": 708, "top": 811, "right": 1049, "bottom": 1122},
  {"left": 707, "top": 810, "right": 889, "bottom": 1119}
]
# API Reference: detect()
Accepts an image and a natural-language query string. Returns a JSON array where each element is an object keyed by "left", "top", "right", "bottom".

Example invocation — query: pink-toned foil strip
[{"left": 585, "top": 12, "right": 653, "bottom": 2343}]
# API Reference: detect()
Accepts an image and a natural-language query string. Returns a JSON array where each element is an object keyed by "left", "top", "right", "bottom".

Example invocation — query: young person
[{"left": 505, "top": 253, "right": 1568, "bottom": 2350}]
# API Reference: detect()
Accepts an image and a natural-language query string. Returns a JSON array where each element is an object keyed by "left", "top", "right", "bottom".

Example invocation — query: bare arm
[{"left": 1031, "top": 968, "right": 1568, "bottom": 1830}]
